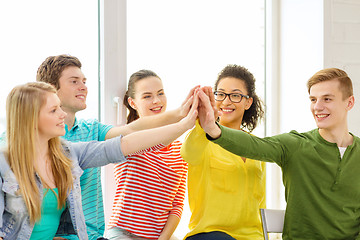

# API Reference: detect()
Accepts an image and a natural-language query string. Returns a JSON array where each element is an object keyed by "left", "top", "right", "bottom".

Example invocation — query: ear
[
  {"left": 244, "top": 97, "right": 253, "bottom": 110},
  {"left": 346, "top": 95, "right": 355, "bottom": 111},
  {"left": 127, "top": 97, "right": 137, "bottom": 110}
]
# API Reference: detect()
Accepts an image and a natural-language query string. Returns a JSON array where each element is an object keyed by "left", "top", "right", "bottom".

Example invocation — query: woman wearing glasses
[{"left": 181, "top": 65, "right": 265, "bottom": 240}]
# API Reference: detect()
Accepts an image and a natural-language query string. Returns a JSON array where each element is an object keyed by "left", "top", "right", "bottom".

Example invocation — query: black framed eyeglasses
[{"left": 214, "top": 91, "right": 250, "bottom": 103}]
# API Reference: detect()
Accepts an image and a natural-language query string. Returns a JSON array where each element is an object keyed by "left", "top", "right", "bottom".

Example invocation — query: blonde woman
[{"left": 0, "top": 82, "right": 198, "bottom": 240}]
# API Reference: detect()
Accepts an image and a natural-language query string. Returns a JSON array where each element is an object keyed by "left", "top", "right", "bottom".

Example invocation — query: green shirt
[
  {"left": 211, "top": 126, "right": 360, "bottom": 240},
  {"left": 30, "top": 188, "right": 65, "bottom": 240}
]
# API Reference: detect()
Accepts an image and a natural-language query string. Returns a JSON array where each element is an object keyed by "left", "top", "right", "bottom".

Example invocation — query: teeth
[
  {"left": 152, "top": 107, "right": 162, "bottom": 111},
  {"left": 77, "top": 95, "right": 85, "bottom": 99},
  {"left": 222, "top": 109, "right": 234, "bottom": 112},
  {"left": 317, "top": 114, "right": 328, "bottom": 118}
]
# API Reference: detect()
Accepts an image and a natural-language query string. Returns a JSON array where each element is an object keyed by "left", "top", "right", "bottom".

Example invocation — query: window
[
  {"left": 0, "top": 0, "right": 99, "bottom": 133},
  {"left": 127, "top": 0, "right": 265, "bottom": 137},
  {"left": 126, "top": 1, "right": 265, "bottom": 237}
]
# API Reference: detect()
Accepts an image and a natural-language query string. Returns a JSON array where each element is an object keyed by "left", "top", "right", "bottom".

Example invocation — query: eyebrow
[
  {"left": 309, "top": 94, "right": 335, "bottom": 98},
  {"left": 141, "top": 89, "right": 164, "bottom": 95},
  {"left": 68, "top": 76, "right": 87, "bottom": 81},
  {"left": 218, "top": 88, "right": 243, "bottom": 93}
]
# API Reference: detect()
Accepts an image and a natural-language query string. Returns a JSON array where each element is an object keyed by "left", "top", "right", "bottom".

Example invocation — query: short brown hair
[
  {"left": 307, "top": 68, "right": 353, "bottom": 99},
  {"left": 36, "top": 54, "right": 82, "bottom": 89}
]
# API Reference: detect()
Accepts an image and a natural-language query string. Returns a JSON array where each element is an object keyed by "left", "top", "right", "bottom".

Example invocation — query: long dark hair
[
  {"left": 123, "top": 69, "right": 161, "bottom": 123},
  {"left": 215, "top": 64, "right": 264, "bottom": 132}
]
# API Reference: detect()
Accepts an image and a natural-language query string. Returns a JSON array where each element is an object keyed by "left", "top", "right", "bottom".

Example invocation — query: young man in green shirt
[{"left": 198, "top": 68, "right": 360, "bottom": 239}]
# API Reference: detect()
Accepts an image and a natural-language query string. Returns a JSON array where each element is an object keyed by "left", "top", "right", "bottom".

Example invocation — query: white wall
[
  {"left": 278, "top": 0, "right": 324, "bottom": 134},
  {"left": 266, "top": 0, "right": 324, "bottom": 210},
  {"left": 99, "top": 0, "right": 360, "bottom": 232},
  {"left": 324, "top": 0, "right": 360, "bottom": 136},
  {"left": 267, "top": 0, "right": 360, "bottom": 210}
]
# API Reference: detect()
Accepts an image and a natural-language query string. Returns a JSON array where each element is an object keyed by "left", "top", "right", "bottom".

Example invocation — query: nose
[
  {"left": 59, "top": 108, "right": 67, "bottom": 118},
  {"left": 313, "top": 100, "right": 324, "bottom": 111},
  {"left": 79, "top": 81, "right": 87, "bottom": 92},
  {"left": 153, "top": 95, "right": 161, "bottom": 104},
  {"left": 222, "top": 94, "right": 232, "bottom": 105}
]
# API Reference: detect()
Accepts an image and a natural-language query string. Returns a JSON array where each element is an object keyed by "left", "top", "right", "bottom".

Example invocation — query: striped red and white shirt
[{"left": 108, "top": 141, "right": 188, "bottom": 239}]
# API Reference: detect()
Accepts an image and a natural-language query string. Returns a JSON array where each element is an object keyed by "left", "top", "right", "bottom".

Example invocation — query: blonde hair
[
  {"left": 307, "top": 68, "right": 353, "bottom": 99},
  {"left": 6, "top": 82, "right": 73, "bottom": 223}
]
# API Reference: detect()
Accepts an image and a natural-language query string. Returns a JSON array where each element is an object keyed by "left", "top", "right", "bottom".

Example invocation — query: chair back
[{"left": 260, "top": 208, "right": 285, "bottom": 240}]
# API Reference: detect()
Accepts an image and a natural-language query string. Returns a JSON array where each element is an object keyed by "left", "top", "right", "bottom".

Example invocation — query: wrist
[
  {"left": 206, "top": 122, "right": 221, "bottom": 140},
  {"left": 158, "top": 233, "right": 170, "bottom": 240},
  {"left": 179, "top": 107, "right": 187, "bottom": 119}
]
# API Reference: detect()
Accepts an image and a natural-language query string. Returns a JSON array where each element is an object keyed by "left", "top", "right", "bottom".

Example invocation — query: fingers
[
  {"left": 182, "top": 95, "right": 194, "bottom": 111},
  {"left": 180, "top": 86, "right": 200, "bottom": 118},
  {"left": 208, "top": 87, "right": 216, "bottom": 106},
  {"left": 188, "top": 88, "right": 199, "bottom": 115},
  {"left": 182, "top": 89, "right": 199, "bottom": 129},
  {"left": 198, "top": 89, "right": 212, "bottom": 109},
  {"left": 184, "top": 85, "right": 200, "bottom": 103}
]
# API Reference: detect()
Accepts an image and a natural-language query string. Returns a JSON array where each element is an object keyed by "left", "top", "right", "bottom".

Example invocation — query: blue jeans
[{"left": 185, "top": 231, "right": 236, "bottom": 240}]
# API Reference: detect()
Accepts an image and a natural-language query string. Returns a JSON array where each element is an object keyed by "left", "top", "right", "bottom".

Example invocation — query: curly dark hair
[{"left": 214, "top": 64, "right": 264, "bottom": 132}]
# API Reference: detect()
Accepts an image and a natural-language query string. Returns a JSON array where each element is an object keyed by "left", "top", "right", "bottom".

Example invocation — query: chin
[{"left": 316, "top": 124, "right": 329, "bottom": 130}]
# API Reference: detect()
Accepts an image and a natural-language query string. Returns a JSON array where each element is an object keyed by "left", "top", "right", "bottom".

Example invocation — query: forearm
[
  {"left": 158, "top": 214, "right": 180, "bottom": 240},
  {"left": 105, "top": 109, "right": 184, "bottom": 139},
  {"left": 204, "top": 121, "right": 221, "bottom": 139},
  {"left": 121, "top": 91, "right": 198, "bottom": 156},
  {"left": 210, "top": 124, "right": 284, "bottom": 163},
  {"left": 128, "top": 109, "right": 183, "bottom": 132},
  {"left": 121, "top": 121, "right": 191, "bottom": 157}
]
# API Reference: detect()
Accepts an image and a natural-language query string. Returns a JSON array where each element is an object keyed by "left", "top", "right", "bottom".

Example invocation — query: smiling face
[
  {"left": 309, "top": 79, "right": 354, "bottom": 134},
  {"left": 128, "top": 76, "right": 167, "bottom": 118},
  {"left": 38, "top": 92, "right": 67, "bottom": 141},
  {"left": 57, "top": 66, "right": 87, "bottom": 115},
  {"left": 215, "top": 77, "right": 253, "bottom": 129}
]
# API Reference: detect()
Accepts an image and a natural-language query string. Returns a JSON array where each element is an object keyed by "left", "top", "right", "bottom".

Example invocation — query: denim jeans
[{"left": 185, "top": 231, "right": 236, "bottom": 240}]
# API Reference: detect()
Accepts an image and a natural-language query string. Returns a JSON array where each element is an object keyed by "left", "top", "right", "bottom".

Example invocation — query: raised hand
[
  {"left": 200, "top": 86, "right": 220, "bottom": 120},
  {"left": 180, "top": 88, "right": 199, "bottom": 130},
  {"left": 179, "top": 85, "right": 200, "bottom": 118},
  {"left": 198, "top": 89, "right": 221, "bottom": 139}
]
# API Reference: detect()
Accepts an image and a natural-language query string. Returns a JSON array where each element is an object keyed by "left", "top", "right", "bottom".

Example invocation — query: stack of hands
[{"left": 180, "top": 86, "right": 222, "bottom": 139}]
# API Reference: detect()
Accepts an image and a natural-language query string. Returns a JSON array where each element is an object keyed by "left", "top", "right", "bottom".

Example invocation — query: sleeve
[
  {"left": 69, "top": 136, "right": 126, "bottom": 169},
  {"left": 169, "top": 164, "right": 188, "bottom": 218},
  {"left": 181, "top": 121, "right": 209, "bottom": 165},
  {"left": 210, "top": 124, "right": 293, "bottom": 167},
  {"left": 0, "top": 132, "right": 6, "bottom": 149},
  {"left": 0, "top": 177, "right": 4, "bottom": 235},
  {"left": 96, "top": 121, "right": 113, "bottom": 141}
]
